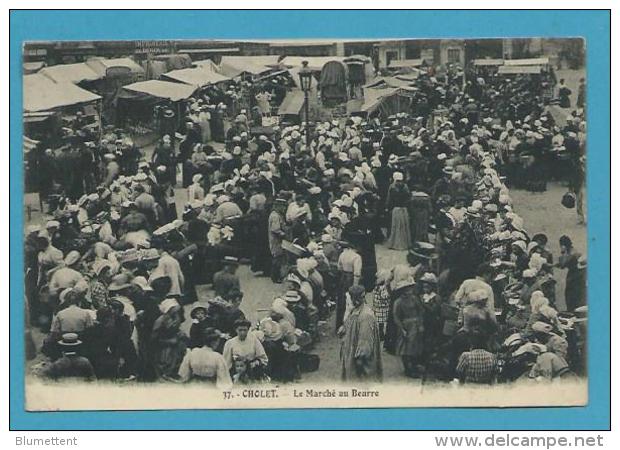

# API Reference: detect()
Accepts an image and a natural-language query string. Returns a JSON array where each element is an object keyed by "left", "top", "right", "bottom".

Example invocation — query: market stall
[
  {"left": 23, "top": 61, "right": 46, "bottom": 75},
  {"left": 191, "top": 59, "right": 221, "bottom": 72},
  {"left": 142, "top": 54, "right": 194, "bottom": 80},
  {"left": 77, "top": 57, "right": 147, "bottom": 124},
  {"left": 386, "top": 59, "right": 425, "bottom": 75},
  {"left": 280, "top": 56, "right": 348, "bottom": 71},
  {"left": 319, "top": 60, "right": 348, "bottom": 106},
  {"left": 117, "top": 80, "right": 198, "bottom": 129},
  {"left": 23, "top": 74, "right": 103, "bottom": 194},
  {"left": 85, "top": 57, "right": 146, "bottom": 80},
  {"left": 364, "top": 74, "right": 418, "bottom": 89},
  {"left": 472, "top": 58, "right": 504, "bottom": 76},
  {"left": 39, "top": 62, "right": 101, "bottom": 85},
  {"left": 23, "top": 111, "right": 62, "bottom": 146},
  {"left": 23, "top": 74, "right": 102, "bottom": 113},
  {"left": 278, "top": 56, "right": 347, "bottom": 90},
  {"left": 498, "top": 57, "right": 556, "bottom": 105},
  {"left": 23, "top": 135, "right": 43, "bottom": 193},
  {"left": 347, "top": 86, "right": 407, "bottom": 118},
  {"left": 277, "top": 89, "right": 306, "bottom": 124},
  {"left": 218, "top": 55, "right": 281, "bottom": 78},
  {"left": 23, "top": 75, "right": 102, "bottom": 144},
  {"left": 473, "top": 58, "right": 504, "bottom": 67},
  {"left": 497, "top": 65, "right": 544, "bottom": 75},
  {"left": 122, "top": 80, "right": 197, "bottom": 101},
  {"left": 503, "top": 57, "right": 550, "bottom": 66},
  {"left": 161, "top": 67, "right": 230, "bottom": 88}
]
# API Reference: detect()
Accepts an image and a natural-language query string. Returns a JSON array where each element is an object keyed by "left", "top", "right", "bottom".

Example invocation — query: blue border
[{"left": 9, "top": 10, "right": 610, "bottom": 430}]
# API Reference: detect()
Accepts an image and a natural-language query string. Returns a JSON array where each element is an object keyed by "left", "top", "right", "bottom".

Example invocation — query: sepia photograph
[{"left": 21, "top": 35, "right": 589, "bottom": 411}]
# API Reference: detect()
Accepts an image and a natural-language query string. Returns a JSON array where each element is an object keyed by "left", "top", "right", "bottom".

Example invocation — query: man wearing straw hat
[{"left": 43, "top": 333, "right": 96, "bottom": 382}]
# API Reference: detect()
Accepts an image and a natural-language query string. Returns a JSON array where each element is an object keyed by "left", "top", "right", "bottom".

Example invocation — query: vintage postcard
[{"left": 22, "top": 36, "right": 588, "bottom": 411}]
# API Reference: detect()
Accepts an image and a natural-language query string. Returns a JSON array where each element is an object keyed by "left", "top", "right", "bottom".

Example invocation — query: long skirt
[
  {"left": 387, "top": 207, "right": 411, "bottom": 250},
  {"left": 565, "top": 272, "right": 586, "bottom": 312},
  {"left": 336, "top": 272, "right": 354, "bottom": 331},
  {"left": 395, "top": 317, "right": 424, "bottom": 357},
  {"left": 200, "top": 122, "right": 211, "bottom": 143},
  {"left": 152, "top": 339, "right": 187, "bottom": 380},
  {"left": 263, "top": 340, "right": 298, "bottom": 382},
  {"left": 410, "top": 206, "right": 430, "bottom": 243}
]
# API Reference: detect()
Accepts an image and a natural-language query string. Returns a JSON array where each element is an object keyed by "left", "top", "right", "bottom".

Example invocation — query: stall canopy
[
  {"left": 278, "top": 89, "right": 306, "bottom": 116},
  {"left": 152, "top": 53, "right": 193, "bottom": 70},
  {"left": 278, "top": 57, "right": 354, "bottom": 89},
  {"left": 498, "top": 65, "right": 543, "bottom": 75},
  {"left": 24, "top": 111, "right": 57, "bottom": 124},
  {"left": 473, "top": 58, "right": 505, "bottom": 66},
  {"left": 254, "top": 69, "right": 289, "bottom": 83},
  {"left": 23, "top": 74, "right": 101, "bottom": 112},
  {"left": 503, "top": 57, "right": 549, "bottom": 66},
  {"left": 319, "top": 61, "right": 348, "bottom": 103},
  {"left": 23, "top": 61, "right": 46, "bottom": 75},
  {"left": 364, "top": 75, "right": 418, "bottom": 89},
  {"left": 218, "top": 55, "right": 281, "bottom": 77},
  {"left": 161, "top": 67, "right": 230, "bottom": 88},
  {"left": 122, "top": 80, "right": 197, "bottom": 102},
  {"left": 40, "top": 62, "right": 101, "bottom": 84},
  {"left": 24, "top": 136, "right": 40, "bottom": 154},
  {"left": 280, "top": 56, "right": 349, "bottom": 71},
  {"left": 362, "top": 87, "right": 401, "bottom": 112},
  {"left": 344, "top": 55, "right": 371, "bottom": 63},
  {"left": 348, "top": 86, "right": 403, "bottom": 115},
  {"left": 191, "top": 59, "right": 221, "bottom": 72},
  {"left": 86, "top": 57, "right": 145, "bottom": 77},
  {"left": 388, "top": 59, "right": 424, "bottom": 69}
]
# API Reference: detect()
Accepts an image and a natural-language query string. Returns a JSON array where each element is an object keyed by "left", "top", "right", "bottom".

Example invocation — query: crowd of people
[{"left": 25, "top": 61, "right": 587, "bottom": 388}]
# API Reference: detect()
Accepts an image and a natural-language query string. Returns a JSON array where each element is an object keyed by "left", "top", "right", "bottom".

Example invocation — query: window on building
[
  {"left": 447, "top": 48, "right": 461, "bottom": 63},
  {"left": 386, "top": 50, "right": 398, "bottom": 66}
]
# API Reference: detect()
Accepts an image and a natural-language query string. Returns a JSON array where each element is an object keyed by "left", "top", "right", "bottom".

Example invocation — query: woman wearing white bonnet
[
  {"left": 272, "top": 297, "right": 296, "bottom": 327},
  {"left": 151, "top": 296, "right": 186, "bottom": 380},
  {"left": 386, "top": 171, "right": 411, "bottom": 250}
]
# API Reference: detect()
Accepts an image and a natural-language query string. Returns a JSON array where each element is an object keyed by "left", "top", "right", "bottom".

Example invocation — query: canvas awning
[
  {"left": 503, "top": 57, "right": 549, "bottom": 66},
  {"left": 254, "top": 69, "right": 289, "bottom": 82},
  {"left": 23, "top": 61, "right": 45, "bottom": 74},
  {"left": 161, "top": 67, "right": 230, "bottom": 88},
  {"left": 24, "top": 136, "right": 40, "bottom": 153},
  {"left": 388, "top": 59, "right": 424, "bottom": 68},
  {"left": 279, "top": 56, "right": 349, "bottom": 71},
  {"left": 24, "top": 111, "right": 57, "bottom": 123},
  {"left": 219, "top": 55, "right": 281, "bottom": 77},
  {"left": 191, "top": 59, "right": 221, "bottom": 72},
  {"left": 364, "top": 75, "right": 417, "bottom": 89},
  {"left": 348, "top": 87, "right": 402, "bottom": 114},
  {"left": 86, "top": 57, "right": 145, "bottom": 77},
  {"left": 473, "top": 59, "right": 504, "bottom": 66},
  {"left": 151, "top": 53, "right": 193, "bottom": 70},
  {"left": 343, "top": 55, "right": 371, "bottom": 64},
  {"left": 180, "top": 47, "right": 240, "bottom": 54},
  {"left": 122, "top": 80, "right": 197, "bottom": 102},
  {"left": 498, "top": 65, "right": 543, "bottom": 75},
  {"left": 40, "top": 62, "right": 101, "bottom": 84},
  {"left": 363, "top": 87, "right": 401, "bottom": 112},
  {"left": 23, "top": 74, "right": 101, "bottom": 112},
  {"left": 278, "top": 89, "right": 306, "bottom": 116}
]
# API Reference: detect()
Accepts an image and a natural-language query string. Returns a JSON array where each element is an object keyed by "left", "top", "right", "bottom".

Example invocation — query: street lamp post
[{"left": 298, "top": 60, "right": 313, "bottom": 151}]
